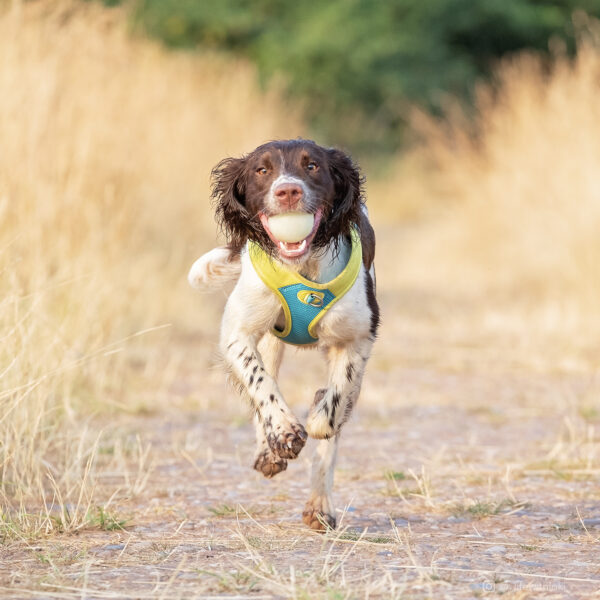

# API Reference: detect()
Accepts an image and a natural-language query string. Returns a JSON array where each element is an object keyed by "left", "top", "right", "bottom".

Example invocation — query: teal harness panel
[
  {"left": 274, "top": 284, "right": 335, "bottom": 345},
  {"left": 248, "top": 227, "right": 362, "bottom": 347}
]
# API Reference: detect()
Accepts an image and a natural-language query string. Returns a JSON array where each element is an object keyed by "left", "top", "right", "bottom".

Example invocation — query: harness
[{"left": 248, "top": 229, "right": 362, "bottom": 346}]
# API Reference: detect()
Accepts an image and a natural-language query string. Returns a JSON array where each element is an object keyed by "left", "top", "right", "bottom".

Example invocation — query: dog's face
[{"left": 212, "top": 139, "right": 363, "bottom": 263}]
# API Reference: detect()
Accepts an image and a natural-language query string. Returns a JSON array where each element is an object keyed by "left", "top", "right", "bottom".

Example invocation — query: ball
[{"left": 267, "top": 212, "right": 315, "bottom": 243}]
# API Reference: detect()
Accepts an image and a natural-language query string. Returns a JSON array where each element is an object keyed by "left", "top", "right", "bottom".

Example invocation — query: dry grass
[
  {"left": 372, "top": 17, "right": 600, "bottom": 342},
  {"left": 0, "top": 0, "right": 303, "bottom": 532}
]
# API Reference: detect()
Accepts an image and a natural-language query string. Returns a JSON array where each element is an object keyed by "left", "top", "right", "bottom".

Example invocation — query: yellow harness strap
[{"left": 248, "top": 229, "right": 362, "bottom": 346}]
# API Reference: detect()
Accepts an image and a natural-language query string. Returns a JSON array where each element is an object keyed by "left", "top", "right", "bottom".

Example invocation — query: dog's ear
[
  {"left": 322, "top": 147, "right": 366, "bottom": 246},
  {"left": 357, "top": 206, "right": 376, "bottom": 269},
  {"left": 325, "top": 148, "right": 375, "bottom": 268},
  {"left": 212, "top": 157, "right": 250, "bottom": 250},
  {"left": 327, "top": 148, "right": 362, "bottom": 220}
]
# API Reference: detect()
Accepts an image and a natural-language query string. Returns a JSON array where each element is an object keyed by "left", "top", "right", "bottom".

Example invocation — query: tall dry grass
[
  {"left": 0, "top": 0, "right": 303, "bottom": 533},
  {"left": 373, "top": 20, "right": 600, "bottom": 340}
]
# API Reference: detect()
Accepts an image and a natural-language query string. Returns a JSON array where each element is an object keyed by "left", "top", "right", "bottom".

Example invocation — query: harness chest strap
[{"left": 248, "top": 229, "right": 362, "bottom": 346}]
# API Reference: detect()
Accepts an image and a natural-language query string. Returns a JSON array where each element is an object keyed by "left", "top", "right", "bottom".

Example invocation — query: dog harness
[{"left": 248, "top": 229, "right": 362, "bottom": 346}]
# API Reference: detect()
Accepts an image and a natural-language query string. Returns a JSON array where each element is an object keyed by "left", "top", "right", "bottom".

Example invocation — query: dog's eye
[
  {"left": 307, "top": 162, "right": 318, "bottom": 171},
  {"left": 256, "top": 167, "right": 268, "bottom": 175}
]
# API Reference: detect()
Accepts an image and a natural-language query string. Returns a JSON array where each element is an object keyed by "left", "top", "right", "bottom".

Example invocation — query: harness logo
[{"left": 297, "top": 290, "right": 325, "bottom": 308}]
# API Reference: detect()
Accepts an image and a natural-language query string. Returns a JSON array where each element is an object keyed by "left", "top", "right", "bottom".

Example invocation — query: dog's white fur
[{"left": 190, "top": 226, "right": 375, "bottom": 529}]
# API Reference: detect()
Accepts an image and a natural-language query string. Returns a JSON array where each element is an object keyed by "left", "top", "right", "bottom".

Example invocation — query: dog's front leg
[
  {"left": 252, "top": 333, "right": 290, "bottom": 478},
  {"left": 221, "top": 323, "right": 307, "bottom": 463}
]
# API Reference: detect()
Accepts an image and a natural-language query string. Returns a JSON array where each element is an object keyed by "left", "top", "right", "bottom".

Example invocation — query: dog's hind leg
[
  {"left": 252, "top": 334, "right": 288, "bottom": 478},
  {"left": 302, "top": 437, "right": 338, "bottom": 530},
  {"left": 188, "top": 246, "right": 241, "bottom": 290},
  {"left": 301, "top": 338, "right": 374, "bottom": 529},
  {"left": 306, "top": 338, "right": 373, "bottom": 440}
]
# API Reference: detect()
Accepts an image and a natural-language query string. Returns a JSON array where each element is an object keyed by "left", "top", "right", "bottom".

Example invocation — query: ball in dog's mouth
[{"left": 260, "top": 209, "right": 323, "bottom": 259}]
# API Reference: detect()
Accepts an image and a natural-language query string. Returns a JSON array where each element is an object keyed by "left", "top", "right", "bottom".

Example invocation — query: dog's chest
[{"left": 311, "top": 268, "right": 371, "bottom": 345}]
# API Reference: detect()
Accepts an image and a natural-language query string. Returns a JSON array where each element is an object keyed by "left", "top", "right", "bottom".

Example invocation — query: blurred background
[{"left": 2, "top": 0, "right": 600, "bottom": 532}]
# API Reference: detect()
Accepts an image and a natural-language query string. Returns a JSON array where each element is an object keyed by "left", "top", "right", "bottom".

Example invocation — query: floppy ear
[
  {"left": 212, "top": 157, "right": 251, "bottom": 250},
  {"left": 357, "top": 205, "right": 376, "bottom": 269},
  {"left": 321, "top": 147, "right": 365, "bottom": 244},
  {"left": 328, "top": 148, "right": 362, "bottom": 218}
]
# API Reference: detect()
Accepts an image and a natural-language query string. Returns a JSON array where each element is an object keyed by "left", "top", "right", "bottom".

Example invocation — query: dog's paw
[
  {"left": 302, "top": 496, "right": 336, "bottom": 532},
  {"left": 266, "top": 420, "right": 307, "bottom": 460},
  {"left": 306, "top": 388, "right": 336, "bottom": 439},
  {"left": 253, "top": 447, "right": 287, "bottom": 478}
]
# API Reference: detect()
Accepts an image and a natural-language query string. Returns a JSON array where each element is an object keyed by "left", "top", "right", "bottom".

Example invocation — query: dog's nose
[{"left": 274, "top": 183, "right": 303, "bottom": 210}]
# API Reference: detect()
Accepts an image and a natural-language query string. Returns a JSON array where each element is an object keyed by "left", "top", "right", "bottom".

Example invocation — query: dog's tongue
[{"left": 278, "top": 239, "right": 307, "bottom": 257}]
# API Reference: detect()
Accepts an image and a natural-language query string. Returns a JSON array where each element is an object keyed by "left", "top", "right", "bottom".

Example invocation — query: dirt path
[{"left": 4, "top": 361, "right": 600, "bottom": 597}]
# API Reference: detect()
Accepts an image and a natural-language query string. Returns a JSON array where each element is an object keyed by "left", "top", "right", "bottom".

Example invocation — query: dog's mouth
[{"left": 259, "top": 208, "right": 323, "bottom": 260}]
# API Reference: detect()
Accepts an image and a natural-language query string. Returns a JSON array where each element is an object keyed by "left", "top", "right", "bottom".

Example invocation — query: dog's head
[{"left": 212, "top": 139, "right": 364, "bottom": 264}]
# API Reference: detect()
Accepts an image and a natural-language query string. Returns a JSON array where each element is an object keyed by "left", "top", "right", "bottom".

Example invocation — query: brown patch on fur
[
  {"left": 365, "top": 270, "right": 380, "bottom": 338},
  {"left": 225, "top": 243, "right": 243, "bottom": 261},
  {"left": 253, "top": 447, "right": 287, "bottom": 478},
  {"left": 266, "top": 422, "right": 308, "bottom": 459},
  {"left": 357, "top": 209, "right": 376, "bottom": 269},
  {"left": 302, "top": 499, "right": 336, "bottom": 531}
]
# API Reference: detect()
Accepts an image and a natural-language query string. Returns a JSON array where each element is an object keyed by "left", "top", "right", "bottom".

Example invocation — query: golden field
[
  {"left": 389, "top": 38, "right": 600, "bottom": 310},
  {"left": 1, "top": 2, "right": 600, "bottom": 597},
  {"left": 372, "top": 19, "right": 600, "bottom": 368},
  {"left": 0, "top": 0, "right": 303, "bottom": 532}
]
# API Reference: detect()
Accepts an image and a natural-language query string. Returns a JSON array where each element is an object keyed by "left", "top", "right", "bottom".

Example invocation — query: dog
[{"left": 188, "top": 139, "right": 379, "bottom": 530}]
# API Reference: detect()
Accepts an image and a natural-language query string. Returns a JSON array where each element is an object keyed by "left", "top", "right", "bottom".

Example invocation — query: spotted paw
[
  {"left": 267, "top": 421, "right": 307, "bottom": 460},
  {"left": 302, "top": 502, "right": 336, "bottom": 532},
  {"left": 253, "top": 448, "right": 287, "bottom": 478}
]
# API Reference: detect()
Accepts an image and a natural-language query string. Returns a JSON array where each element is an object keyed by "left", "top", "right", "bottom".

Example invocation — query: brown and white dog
[{"left": 188, "top": 139, "right": 379, "bottom": 530}]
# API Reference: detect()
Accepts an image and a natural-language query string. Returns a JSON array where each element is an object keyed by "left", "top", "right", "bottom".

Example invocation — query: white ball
[{"left": 267, "top": 212, "right": 314, "bottom": 243}]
